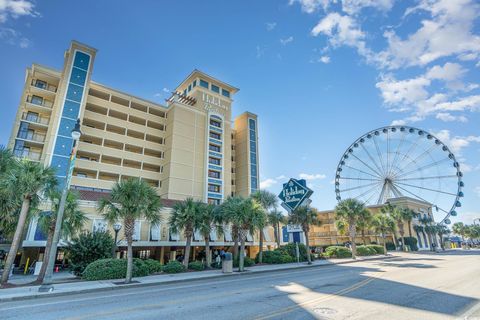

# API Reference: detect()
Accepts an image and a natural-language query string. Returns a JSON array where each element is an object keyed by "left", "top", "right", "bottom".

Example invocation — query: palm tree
[
  {"left": 334, "top": 198, "right": 370, "bottom": 259},
  {"left": 452, "top": 222, "right": 466, "bottom": 241},
  {"left": 168, "top": 198, "right": 201, "bottom": 267},
  {"left": 356, "top": 209, "right": 373, "bottom": 245},
  {"left": 389, "top": 205, "right": 409, "bottom": 251},
  {"left": 419, "top": 216, "right": 434, "bottom": 250},
  {"left": 197, "top": 203, "right": 222, "bottom": 268},
  {"left": 288, "top": 206, "right": 321, "bottom": 264},
  {"left": 401, "top": 208, "right": 418, "bottom": 238},
  {"left": 371, "top": 213, "right": 396, "bottom": 255},
  {"left": 268, "top": 209, "right": 286, "bottom": 248},
  {"left": 413, "top": 225, "right": 425, "bottom": 248},
  {"left": 35, "top": 190, "right": 86, "bottom": 283},
  {"left": 381, "top": 203, "right": 400, "bottom": 247},
  {"left": 98, "top": 178, "right": 162, "bottom": 284},
  {"left": 251, "top": 190, "right": 278, "bottom": 264},
  {"left": 220, "top": 196, "right": 265, "bottom": 271},
  {"left": 435, "top": 224, "right": 449, "bottom": 250},
  {"left": 0, "top": 147, "right": 21, "bottom": 240},
  {"left": 1, "top": 160, "right": 57, "bottom": 286},
  {"left": 218, "top": 196, "right": 244, "bottom": 259}
]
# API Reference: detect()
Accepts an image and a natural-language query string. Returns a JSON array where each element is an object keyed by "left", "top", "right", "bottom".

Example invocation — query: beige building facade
[{"left": 8, "top": 41, "right": 272, "bottom": 264}]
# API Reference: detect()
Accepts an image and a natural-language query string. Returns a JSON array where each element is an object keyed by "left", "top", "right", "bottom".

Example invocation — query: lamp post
[
  {"left": 112, "top": 223, "right": 122, "bottom": 258},
  {"left": 39, "top": 119, "right": 81, "bottom": 292}
]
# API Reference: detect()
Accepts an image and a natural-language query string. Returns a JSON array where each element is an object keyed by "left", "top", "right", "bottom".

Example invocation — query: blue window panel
[
  {"left": 208, "top": 164, "right": 222, "bottom": 171},
  {"left": 209, "top": 126, "right": 222, "bottom": 134},
  {"left": 51, "top": 155, "right": 70, "bottom": 176},
  {"left": 70, "top": 67, "right": 87, "bottom": 86},
  {"left": 34, "top": 215, "right": 50, "bottom": 241},
  {"left": 66, "top": 83, "right": 84, "bottom": 103},
  {"left": 211, "top": 84, "right": 220, "bottom": 93},
  {"left": 209, "top": 151, "right": 222, "bottom": 158},
  {"left": 282, "top": 226, "right": 289, "bottom": 242},
  {"left": 222, "top": 89, "right": 230, "bottom": 98},
  {"left": 251, "top": 178, "right": 258, "bottom": 190},
  {"left": 210, "top": 115, "right": 222, "bottom": 121},
  {"left": 209, "top": 138, "right": 222, "bottom": 145},
  {"left": 208, "top": 178, "right": 222, "bottom": 185},
  {"left": 58, "top": 117, "right": 77, "bottom": 137},
  {"left": 200, "top": 79, "right": 209, "bottom": 88},
  {"left": 73, "top": 51, "right": 90, "bottom": 70},
  {"left": 63, "top": 100, "right": 81, "bottom": 119},
  {"left": 249, "top": 130, "right": 256, "bottom": 141},
  {"left": 53, "top": 136, "right": 73, "bottom": 157},
  {"left": 250, "top": 141, "right": 257, "bottom": 151},
  {"left": 208, "top": 193, "right": 222, "bottom": 199},
  {"left": 251, "top": 164, "right": 257, "bottom": 177},
  {"left": 249, "top": 118, "right": 256, "bottom": 130},
  {"left": 17, "top": 122, "right": 29, "bottom": 138},
  {"left": 250, "top": 153, "right": 257, "bottom": 165}
]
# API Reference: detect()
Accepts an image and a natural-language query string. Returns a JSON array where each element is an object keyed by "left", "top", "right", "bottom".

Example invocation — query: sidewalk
[{"left": 0, "top": 254, "right": 395, "bottom": 303}]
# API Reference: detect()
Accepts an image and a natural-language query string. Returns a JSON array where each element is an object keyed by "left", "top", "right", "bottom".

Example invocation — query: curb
[{"left": 0, "top": 254, "right": 396, "bottom": 303}]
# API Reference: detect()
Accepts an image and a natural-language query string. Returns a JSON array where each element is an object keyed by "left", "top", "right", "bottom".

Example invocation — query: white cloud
[
  {"left": 433, "top": 130, "right": 480, "bottom": 155},
  {"left": 260, "top": 178, "right": 278, "bottom": 189},
  {"left": 289, "top": 0, "right": 394, "bottom": 15},
  {"left": 0, "top": 0, "right": 38, "bottom": 23},
  {"left": 0, "top": 27, "right": 30, "bottom": 48},
  {"left": 280, "top": 36, "right": 294, "bottom": 46},
  {"left": 319, "top": 55, "right": 331, "bottom": 63},
  {"left": 276, "top": 175, "right": 287, "bottom": 180},
  {"left": 299, "top": 173, "right": 327, "bottom": 180},
  {"left": 266, "top": 22, "right": 277, "bottom": 31},
  {"left": 435, "top": 113, "right": 468, "bottom": 122},
  {"left": 376, "top": 74, "right": 430, "bottom": 106},
  {"left": 289, "top": 0, "right": 328, "bottom": 14},
  {"left": 475, "top": 186, "right": 480, "bottom": 197},
  {"left": 426, "top": 62, "right": 467, "bottom": 82},
  {"left": 256, "top": 45, "right": 266, "bottom": 58}
]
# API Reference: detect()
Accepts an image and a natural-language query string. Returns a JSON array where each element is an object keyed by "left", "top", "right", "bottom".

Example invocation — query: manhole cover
[{"left": 313, "top": 307, "right": 337, "bottom": 315}]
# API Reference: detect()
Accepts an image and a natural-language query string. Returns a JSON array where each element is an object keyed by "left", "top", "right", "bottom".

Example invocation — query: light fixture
[{"left": 71, "top": 119, "right": 82, "bottom": 141}]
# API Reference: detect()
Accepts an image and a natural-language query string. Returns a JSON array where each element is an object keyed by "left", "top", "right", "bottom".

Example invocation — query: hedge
[
  {"left": 83, "top": 258, "right": 149, "bottom": 280},
  {"left": 233, "top": 256, "right": 255, "bottom": 268},
  {"left": 143, "top": 259, "right": 163, "bottom": 274},
  {"left": 163, "top": 260, "right": 186, "bottom": 274},
  {"left": 403, "top": 237, "right": 419, "bottom": 251},
  {"left": 356, "top": 245, "right": 376, "bottom": 256},
  {"left": 277, "top": 243, "right": 309, "bottom": 262},
  {"left": 256, "top": 250, "right": 294, "bottom": 264},
  {"left": 386, "top": 242, "right": 396, "bottom": 251},
  {"left": 366, "top": 244, "right": 384, "bottom": 254},
  {"left": 188, "top": 261, "right": 205, "bottom": 271},
  {"left": 324, "top": 246, "right": 352, "bottom": 258}
]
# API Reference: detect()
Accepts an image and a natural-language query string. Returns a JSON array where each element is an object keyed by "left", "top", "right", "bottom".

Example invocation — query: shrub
[
  {"left": 366, "top": 244, "right": 384, "bottom": 254},
  {"left": 83, "top": 258, "right": 149, "bottom": 280},
  {"left": 188, "top": 261, "right": 205, "bottom": 271},
  {"left": 256, "top": 251, "right": 294, "bottom": 264},
  {"left": 403, "top": 237, "right": 418, "bottom": 251},
  {"left": 66, "top": 231, "right": 114, "bottom": 276},
  {"left": 324, "top": 246, "right": 352, "bottom": 258},
  {"left": 356, "top": 245, "right": 376, "bottom": 256},
  {"left": 233, "top": 256, "right": 255, "bottom": 268},
  {"left": 386, "top": 242, "right": 396, "bottom": 251},
  {"left": 277, "top": 243, "right": 309, "bottom": 262},
  {"left": 163, "top": 260, "right": 186, "bottom": 274},
  {"left": 143, "top": 259, "right": 163, "bottom": 274}
]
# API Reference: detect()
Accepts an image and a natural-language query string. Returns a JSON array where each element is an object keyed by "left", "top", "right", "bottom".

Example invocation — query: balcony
[
  {"left": 14, "top": 149, "right": 41, "bottom": 161},
  {"left": 17, "top": 132, "right": 46, "bottom": 143},
  {"left": 26, "top": 95, "right": 53, "bottom": 110},
  {"left": 21, "top": 113, "right": 50, "bottom": 126},
  {"left": 31, "top": 79, "right": 57, "bottom": 93}
]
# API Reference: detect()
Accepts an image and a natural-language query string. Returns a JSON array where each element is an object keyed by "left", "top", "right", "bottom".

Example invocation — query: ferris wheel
[{"left": 334, "top": 126, "right": 464, "bottom": 224}]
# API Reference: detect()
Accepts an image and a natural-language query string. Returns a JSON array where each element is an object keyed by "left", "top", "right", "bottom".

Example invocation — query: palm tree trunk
[
  {"left": 233, "top": 231, "right": 239, "bottom": 259},
  {"left": 407, "top": 220, "right": 412, "bottom": 238},
  {"left": 258, "top": 231, "right": 264, "bottom": 264},
  {"left": 184, "top": 233, "right": 192, "bottom": 267},
  {"left": 36, "top": 226, "right": 54, "bottom": 283},
  {"left": 349, "top": 223, "right": 357, "bottom": 259},
  {"left": 276, "top": 222, "right": 281, "bottom": 248},
  {"left": 205, "top": 236, "right": 211, "bottom": 268},
  {"left": 305, "top": 229, "right": 312, "bottom": 265},
  {"left": 1, "top": 197, "right": 30, "bottom": 286},
  {"left": 239, "top": 235, "right": 246, "bottom": 272},
  {"left": 124, "top": 218, "right": 134, "bottom": 284},
  {"left": 362, "top": 229, "right": 366, "bottom": 245},
  {"left": 425, "top": 232, "right": 432, "bottom": 250},
  {"left": 383, "top": 234, "right": 387, "bottom": 256}
]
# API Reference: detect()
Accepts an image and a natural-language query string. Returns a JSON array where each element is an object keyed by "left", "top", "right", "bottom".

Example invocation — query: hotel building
[{"left": 7, "top": 41, "right": 275, "bottom": 264}]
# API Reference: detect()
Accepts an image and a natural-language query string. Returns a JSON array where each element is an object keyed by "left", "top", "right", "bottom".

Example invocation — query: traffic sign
[{"left": 278, "top": 178, "right": 313, "bottom": 212}]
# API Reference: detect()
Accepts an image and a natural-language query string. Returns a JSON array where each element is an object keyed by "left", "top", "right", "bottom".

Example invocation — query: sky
[{"left": 0, "top": 0, "right": 479, "bottom": 224}]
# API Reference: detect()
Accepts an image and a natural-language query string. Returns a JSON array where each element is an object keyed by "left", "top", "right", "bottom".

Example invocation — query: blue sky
[{"left": 0, "top": 0, "right": 479, "bottom": 224}]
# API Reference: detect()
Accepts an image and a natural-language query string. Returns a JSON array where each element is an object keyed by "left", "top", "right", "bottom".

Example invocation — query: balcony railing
[
  {"left": 31, "top": 79, "right": 57, "bottom": 93},
  {"left": 26, "top": 96, "right": 53, "bottom": 108},
  {"left": 21, "top": 113, "right": 50, "bottom": 125},
  {"left": 13, "top": 149, "right": 41, "bottom": 161},
  {"left": 17, "top": 132, "right": 46, "bottom": 143}
]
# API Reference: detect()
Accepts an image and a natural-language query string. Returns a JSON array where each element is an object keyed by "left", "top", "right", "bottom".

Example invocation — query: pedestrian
[{"left": 215, "top": 254, "right": 221, "bottom": 268}]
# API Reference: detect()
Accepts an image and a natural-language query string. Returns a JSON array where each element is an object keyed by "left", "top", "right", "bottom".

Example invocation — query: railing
[
  {"left": 31, "top": 79, "right": 57, "bottom": 93},
  {"left": 21, "top": 113, "right": 50, "bottom": 125},
  {"left": 13, "top": 149, "right": 41, "bottom": 161},
  {"left": 26, "top": 96, "right": 53, "bottom": 108},
  {"left": 17, "top": 132, "right": 46, "bottom": 143}
]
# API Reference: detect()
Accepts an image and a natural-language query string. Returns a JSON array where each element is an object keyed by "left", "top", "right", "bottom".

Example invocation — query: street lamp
[
  {"left": 112, "top": 223, "right": 122, "bottom": 258},
  {"left": 39, "top": 119, "right": 81, "bottom": 292}
]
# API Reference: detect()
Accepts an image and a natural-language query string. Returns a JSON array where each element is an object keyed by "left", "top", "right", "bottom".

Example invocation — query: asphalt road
[{"left": 1, "top": 250, "right": 479, "bottom": 320}]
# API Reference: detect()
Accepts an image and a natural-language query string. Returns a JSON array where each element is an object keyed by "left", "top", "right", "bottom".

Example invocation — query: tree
[
  {"left": 169, "top": 198, "right": 201, "bottom": 268},
  {"left": 197, "top": 203, "right": 222, "bottom": 268},
  {"left": 380, "top": 203, "right": 400, "bottom": 247},
  {"left": 251, "top": 190, "right": 278, "bottom": 264},
  {"left": 218, "top": 196, "right": 244, "bottom": 259},
  {"left": 435, "top": 224, "right": 449, "bottom": 250},
  {"left": 220, "top": 196, "right": 265, "bottom": 271},
  {"left": 371, "top": 214, "right": 396, "bottom": 255},
  {"left": 35, "top": 190, "right": 87, "bottom": 283},
  {"left": 356, "top": 209, "right": 373, "bottom": 245},
  {"left": 400, "top": 208, "right": 418, "bottom": 238},
  {"left": 334, "top": 199, "right": 370, "bottom": 259},
  {"left": 288, "top": 206, "right": 321, "bottom": 264},
  {"left": 1, "top": 160, "right": 56, "bottom": 286},
  {"left": 0, "top": 147, "right": 21, "bottom": 240},
  {"left": 98, "top": 178, "right": 162, "bottom": 283},
  {"left": 452, "top": 222, "right": 466, "bottom": 241},
  {"left": 419, "top": 216, "right": 435, "bottom": 250},
  {"left": 268, "top": 209, "right": 286, "bottom": 248},
  {"left": 388, "top": 204, "right": 409, "bottom": 251}
]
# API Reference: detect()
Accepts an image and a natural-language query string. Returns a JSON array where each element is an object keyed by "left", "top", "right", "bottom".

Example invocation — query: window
[
  {"left": 211, "top": 84, "right": 220, "bottom": 93},
  {"left": 208, "top": 170, "right": 220, "bottom": 179},
  {"left": 76, "top": 172, "right": 88, "bottom": 178},
  {"left": 26, "top": 112, "right": 39, "bottom": 122},
  {"left": 208, "top": 198, "right": 220, "bottom": 205},
  {"left": 35, "top": 79, "right": 47, "bottom": 89},
  {"left": 208, "top": 184, "right": 221, "bottom": 193},
  {"left": 209, "top": 132, "right": 221, "bottom": 140},
  {"left": 200, "top": 79, "right": 209, "bottom": 88},
  {"left": 209, "top": 144, "right": 221, "bottom": 152},
  {"left": 222, "top": 89, "right": 230, "bottom": 98},
  {"left": 188, "top": 84, "right": 191, "bottom": 92},
  {"left": 192, "top": 80, "right": 197, "bottom": 87},
  {"left": 210, "top": 119, "right": 221, "bottom": 128},
  {"left": 183, "top": 89, "right": 187, "bottom": 96},
  {"left": 31, "top": 95, "right": 43, "bottom": 105},
  {"left": 209, "top": 157, "right": 221, "bottom": 165}
]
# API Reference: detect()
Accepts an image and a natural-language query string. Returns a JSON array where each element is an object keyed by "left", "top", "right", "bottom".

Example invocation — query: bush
[
  {"left": 143, "top": 259, "right": 163, "bottom": 274},
  {"left": 188, "top": 261, "right": 205, "bottom": 271},
  {"left": 324, "top": 246, "right": 352, "bottom": 258},
  {"left": 386, "top": 242, "right": 396, "bottom": 251},
  {"left": 256, "top": 251, "right": 295, "bottom": 264},
  {"left": 233, "top": 256, "right": 255, "bottom": 268},
  {"left": 277, "top": 243, "right": 309, "bottom": 262},
  {"left": 163, "top": 260, "right": 186, "bottom": 274},
  {"left": 66, "top": 231, "right": 114, "bottom": 276},
  {"left": 83, "top": 258, "right": 149, "bottom": 280},
  {"left": 403, "top": 237, "right": 418, "bottom": 251},
  {"left": 356, "top": 245, "right": 376, "bottom": 256},
  {"left": 366, "top": 244, "right": 384, "bottom": 254}
]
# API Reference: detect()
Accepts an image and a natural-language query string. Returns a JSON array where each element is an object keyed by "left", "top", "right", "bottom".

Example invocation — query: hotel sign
[{"left": 278, "top": 178, "right": 313, "bottom": 212}]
